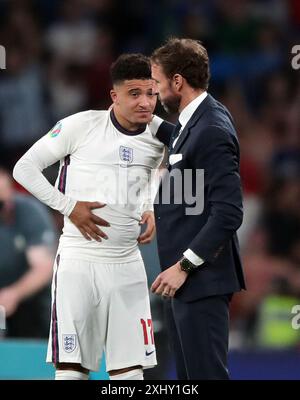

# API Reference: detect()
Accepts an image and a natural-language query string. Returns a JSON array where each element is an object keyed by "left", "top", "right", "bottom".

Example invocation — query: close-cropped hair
[{"left": 110, "top": 53, "right": 152, "bottom": 85}]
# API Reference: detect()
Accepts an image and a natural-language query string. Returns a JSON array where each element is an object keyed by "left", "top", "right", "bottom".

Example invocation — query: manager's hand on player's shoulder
[
  {"left": 69, "top": 201, "right": 110, "bottom": 242},
  {"left": 138, "top": 211, "right": 156, "bottom": 244}
]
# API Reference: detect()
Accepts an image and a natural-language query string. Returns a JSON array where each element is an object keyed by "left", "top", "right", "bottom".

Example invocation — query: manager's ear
[{"left": 172, "top": 74, "right": 183, "bottom": 92}]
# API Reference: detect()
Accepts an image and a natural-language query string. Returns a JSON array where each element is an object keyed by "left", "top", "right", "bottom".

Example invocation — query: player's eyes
[{"left": 130, "top": 92, "right": 158, "bottom": 98}]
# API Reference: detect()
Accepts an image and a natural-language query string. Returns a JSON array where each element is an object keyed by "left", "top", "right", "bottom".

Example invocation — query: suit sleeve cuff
[{"left": 183, "top": 249, "right": 205, "bottom": 266}]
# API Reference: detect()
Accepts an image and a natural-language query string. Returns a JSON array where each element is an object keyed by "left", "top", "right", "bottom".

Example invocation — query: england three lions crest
[
  {"left": 119, "top": 146, "right": 133, "bottom": 164},
  {"left": 63, "top": 334, "right": 77, "bottom": 353}
]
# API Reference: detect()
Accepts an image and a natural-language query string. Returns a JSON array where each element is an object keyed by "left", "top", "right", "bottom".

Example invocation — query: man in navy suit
[{"left": 150, "top": 38, "right": 246, "bottom": 380}]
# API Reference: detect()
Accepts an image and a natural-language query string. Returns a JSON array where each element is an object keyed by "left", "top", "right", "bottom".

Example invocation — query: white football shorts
[{"left": 46, "top": 253, "right": 157, "bottom": 372}]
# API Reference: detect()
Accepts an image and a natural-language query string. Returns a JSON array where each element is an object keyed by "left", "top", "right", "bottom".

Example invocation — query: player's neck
[{"left": 113, "top": 108, "right": 143, "bottom": 132}]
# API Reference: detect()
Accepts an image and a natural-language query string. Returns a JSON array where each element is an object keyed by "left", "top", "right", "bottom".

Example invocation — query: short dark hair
[
  {"left": 110, "top": 53, "right": 152, "bottom": 85},
  {"left": 151, "top": 37, "right": 210, "bottom": 90}
]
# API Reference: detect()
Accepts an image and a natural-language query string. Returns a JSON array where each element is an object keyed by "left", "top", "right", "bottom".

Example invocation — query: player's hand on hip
[
  {"left": 69, "top": 201, "right": 110, "bottom": 242},
  {"left": 138, "top": 211, "right": 156, "bottom": 244},
  {"left": 150, "top": 262, "right": 188, "bottom": 298}
]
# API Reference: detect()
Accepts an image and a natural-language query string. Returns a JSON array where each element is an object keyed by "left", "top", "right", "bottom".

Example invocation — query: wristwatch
[{"left": 179, "top": 257, "right": 198, "bottom": 273}]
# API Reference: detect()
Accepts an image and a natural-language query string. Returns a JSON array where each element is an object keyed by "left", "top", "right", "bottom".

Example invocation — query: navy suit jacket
[{"left": 155, "top": 94, "right": 246, "bottom": 302}]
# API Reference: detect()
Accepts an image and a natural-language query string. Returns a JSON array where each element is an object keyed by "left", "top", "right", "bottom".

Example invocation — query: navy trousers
[{"left": 164, "top": 294, "right": 232, "bottom": 380}]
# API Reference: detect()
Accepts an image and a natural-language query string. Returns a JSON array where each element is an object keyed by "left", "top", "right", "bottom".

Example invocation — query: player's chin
[{"left": 135, "top": 112, "right": 152, "bottom": 123}]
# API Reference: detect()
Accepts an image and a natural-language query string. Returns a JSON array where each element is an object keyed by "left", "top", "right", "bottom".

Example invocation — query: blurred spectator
[
  {"left": 45, "top": 0, "right": 98, "bottom": 65},
  {"left": 213, "top": 0, "right": 260, "bottom": 54},
  {"left": 254, "top": 276, "right": 300, "bottom": 349},
  {"left": 0, "top": 168, "right": 56, "bottom": 338},
  {"left": 0, "top": 45, "right": 49, "bottom": 153},
  {"left": 47, "top": 60, "right": 88, "bottom": 121},
  {"left": 0, "top": 3, "right": 49, "bottom": 159},
  {"left": 264, "top": 176, "right": 300, "bottom": 258},
  {"left": 231, "top": 173, "right": 300, "bottom": 348},
  {"left": 84, "top": 28, "right": 115, "bottom": 109}
]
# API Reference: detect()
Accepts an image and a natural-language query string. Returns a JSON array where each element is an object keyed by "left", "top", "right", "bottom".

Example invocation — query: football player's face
[
  {"left": 151, "top": 63, "right": 181, "bottom": 114},
  {"left": 111, "top": 79, "right": 158, "bottom": 126}
]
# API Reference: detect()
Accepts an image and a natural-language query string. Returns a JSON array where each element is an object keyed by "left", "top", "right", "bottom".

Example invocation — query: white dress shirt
[
  {"left": 174, "top": 91, "right": 208, "bottom": 267},
  {"left": 173, "top": 91, "right": 207, "bottom": 148}
]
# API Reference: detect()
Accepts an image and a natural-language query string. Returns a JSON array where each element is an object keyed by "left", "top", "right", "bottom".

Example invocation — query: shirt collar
[{"left": 179, "top": 91, "right": 208, "bottom": 130}]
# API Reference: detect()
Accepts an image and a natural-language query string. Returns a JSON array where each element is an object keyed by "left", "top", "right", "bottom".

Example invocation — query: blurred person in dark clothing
[
  {"left": 0, "top": 168, "right": 56, "bottom": 338},
  {"left": 263, "top": 175, "right": 300, "bottom": 258}
]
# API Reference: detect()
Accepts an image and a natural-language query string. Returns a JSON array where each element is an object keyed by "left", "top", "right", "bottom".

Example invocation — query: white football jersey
[{"left": 39, "top": 110, "right": 165, "bottom": 261}]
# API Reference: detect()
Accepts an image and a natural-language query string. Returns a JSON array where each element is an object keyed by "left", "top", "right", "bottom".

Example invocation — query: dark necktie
[
  {"left": 168, "top": 121, "right": 182, "bottom": 154},
  {"left": 165, "top": 122, "right": 182, "bottom": 169}
]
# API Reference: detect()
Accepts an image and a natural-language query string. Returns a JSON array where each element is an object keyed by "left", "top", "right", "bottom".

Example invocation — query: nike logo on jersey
[{"left": 145, "top": 350, "right": 155, "bottom": 356}]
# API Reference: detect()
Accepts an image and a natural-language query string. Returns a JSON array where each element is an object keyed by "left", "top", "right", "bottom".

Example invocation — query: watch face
[{"left": 180, "top": 258, "right": 194, "bottom": 272}]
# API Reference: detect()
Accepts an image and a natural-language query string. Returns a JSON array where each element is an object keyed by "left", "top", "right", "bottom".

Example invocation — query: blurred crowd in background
[{"left": 0, "top": 0, "right": 300, "bottom": 357}]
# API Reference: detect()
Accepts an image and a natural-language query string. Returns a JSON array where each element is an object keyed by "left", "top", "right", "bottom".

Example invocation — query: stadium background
[{"left": 0, "top": 0, "right": 300, "bottom": 379}]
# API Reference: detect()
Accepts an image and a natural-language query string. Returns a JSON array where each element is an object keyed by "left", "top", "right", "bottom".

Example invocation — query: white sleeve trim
[
  {"left": 183, "top": 248, "right": 205, "bottom": 267},
  {"left": 141, "top": 203, "right": 154, "bottom": 214}
]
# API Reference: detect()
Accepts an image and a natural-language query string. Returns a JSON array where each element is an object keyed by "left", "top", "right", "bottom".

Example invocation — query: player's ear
[{"left": 110, "top": 89, "right": 117, "bottom": 103}]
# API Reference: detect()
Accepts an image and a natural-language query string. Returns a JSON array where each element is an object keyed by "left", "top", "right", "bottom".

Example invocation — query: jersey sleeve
[
  {"left": 140, "top": 169, "right": 161, "bottom": 215},
  {"left": 13, "top": 112, "right": 91, "bottom": 216},
  {"left": 38, "top": 111, "right": 89, "bottom": 159},
  {"left": 148, "top": 115, "right": 175, "bottom": 146}
]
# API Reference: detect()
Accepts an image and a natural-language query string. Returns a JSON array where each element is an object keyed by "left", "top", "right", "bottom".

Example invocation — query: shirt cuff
[
  {"left": 64, "top": 197, "right": 77, "bottom": 217},
  {"left": 141, "top": 203, "right": 154, "bottom": 214},
  {"left": 183, "top": 249, "right": 205, "bottom": 267}
]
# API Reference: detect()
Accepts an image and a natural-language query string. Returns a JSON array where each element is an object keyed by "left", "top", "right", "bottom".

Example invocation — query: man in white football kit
[{"left": 13, "top": 54, "right": 173, "bottom": 380}]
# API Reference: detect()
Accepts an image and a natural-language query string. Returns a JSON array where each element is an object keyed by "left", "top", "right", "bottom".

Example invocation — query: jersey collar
[{"left": 110, "top": 109, "right": 146, "bottom": 136}]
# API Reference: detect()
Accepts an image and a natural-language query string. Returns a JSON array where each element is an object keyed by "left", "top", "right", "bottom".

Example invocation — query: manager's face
[
  {"left": 110, "top": 79, "right": 157, "bottom": 127},
  {"left": 151, "top": 63, "right": 181, "bottom": 114}
]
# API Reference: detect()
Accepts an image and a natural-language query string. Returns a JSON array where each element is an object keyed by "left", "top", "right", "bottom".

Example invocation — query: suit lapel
[{"left": 171, "top": 94, "right": 214, "bottom": 155}]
